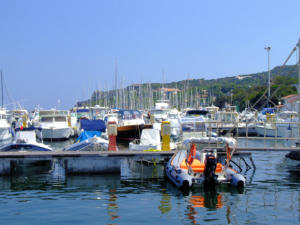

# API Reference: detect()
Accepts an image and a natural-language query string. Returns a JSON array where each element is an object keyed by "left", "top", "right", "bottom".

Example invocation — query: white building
[{"left": 281, "top": 94, "right": 299, "bottom": 112}]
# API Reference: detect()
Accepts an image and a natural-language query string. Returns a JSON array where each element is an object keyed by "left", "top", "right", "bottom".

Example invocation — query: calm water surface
[{"left": 0, "top": 139, "right": 299, "bottom": 225}]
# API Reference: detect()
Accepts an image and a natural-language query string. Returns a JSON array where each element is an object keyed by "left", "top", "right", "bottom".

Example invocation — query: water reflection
[
  {"left": 1, "top": 149, "right": 300, "bottom": 224},
  {"left": 107, "top": 189, "right": 120, "bottom": 222},
  {"left": 158, "top": 190, "right": 172, "bottom": 214},
  {"left": 185, "top": 191, "right": 223, "bottom": 224}
]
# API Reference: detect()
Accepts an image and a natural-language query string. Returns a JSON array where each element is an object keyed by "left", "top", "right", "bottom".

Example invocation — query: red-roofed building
[{"left": 281, "top": 94, "right": 299, "bottom": 111}]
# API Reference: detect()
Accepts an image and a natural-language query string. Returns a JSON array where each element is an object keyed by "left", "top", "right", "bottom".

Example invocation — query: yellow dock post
[{"left": 161, "top": 121, "right": 171, "bottom": 151}]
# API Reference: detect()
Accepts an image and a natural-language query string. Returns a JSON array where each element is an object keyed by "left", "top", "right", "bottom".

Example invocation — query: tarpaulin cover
[
  {"left": 261, "top": 108, "right": 276, "bottom": 115},
  {"left": 140, "top": 129, "right": 161, "bottom": 146},
  {"left": 76, "top": 131, "right": 101, "bottom": 142},
  {"left": 80, "top": 119, "right": 106, "bottom": 132}
]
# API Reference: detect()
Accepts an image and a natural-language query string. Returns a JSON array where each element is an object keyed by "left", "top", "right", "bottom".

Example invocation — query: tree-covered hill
[{"left": 77, "top": 64, "right": 298, "bottom": 111}]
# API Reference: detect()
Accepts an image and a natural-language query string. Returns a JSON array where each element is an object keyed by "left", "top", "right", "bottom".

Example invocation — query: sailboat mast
[
  {"left": 1, "top": 70, "right": 3, "bottom": 108},
  {"left": 115, "top": 59, "right": 118, "bottom": 108},
  {"left": 297, "top": 38, "right": 300, "bottom": 139}
]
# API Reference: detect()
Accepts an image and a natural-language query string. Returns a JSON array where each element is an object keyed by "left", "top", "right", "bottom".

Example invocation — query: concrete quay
[
  {"left": 0, "top": 146, "right": 294, "bottom": 175},
  {"left": 0, "top": 151, "right": 174, "bottom": 175}
]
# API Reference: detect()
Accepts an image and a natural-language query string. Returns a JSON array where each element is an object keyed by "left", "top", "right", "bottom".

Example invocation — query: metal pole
[
  {"left": 1, "top": 70, "right": 3, "bottom": 108},
  {"left": 264, "top": 46, "right": 271, "bottom": 98},
  {"left": 297, "top": 38, "right": 300, "bottom": 141}
]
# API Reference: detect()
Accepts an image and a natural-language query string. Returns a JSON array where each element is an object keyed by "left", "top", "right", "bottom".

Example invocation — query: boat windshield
[
  {"left": 151, "top": 110, "right": 166, "bottom": 115},
  {"left": 41, "top": 117, "right": 53, "bottom": 122},
  {"left": 168, "top": 114, "right": 179, "bottom": 119},
  {"left": 118, "top": 110, "right": 142, "bottom": 120},
  {"left": 186, "top": 110, "right": 208, "bottom": 117},
  {"left": 55, "top": 116, "right": 67, "bottom": 122}
]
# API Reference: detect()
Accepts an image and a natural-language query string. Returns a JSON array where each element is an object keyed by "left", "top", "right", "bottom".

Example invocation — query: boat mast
[
  {"left": 1, "top": 70, "right": 3, "bottom": 108},
  {"left": 297, "top": 38, "right": 300, "bottom": 139},
  {"left": 114, "top": 59, "right": 118, "bottom": 109},
  {"left": 264, "top": 46, "right": 271, "bottom": 99}
]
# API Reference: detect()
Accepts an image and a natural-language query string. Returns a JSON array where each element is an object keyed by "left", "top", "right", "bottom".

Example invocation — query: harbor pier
[
  {"left": 0, "top": 151, "right": 174, "bottom": 175},
  {"left": 0, "top": 150, "right": 260, "bottom": 175}
]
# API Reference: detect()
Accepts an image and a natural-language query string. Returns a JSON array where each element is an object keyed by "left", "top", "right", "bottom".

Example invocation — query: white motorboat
[
  {"left": 116, "top": 109, "right": 145, "bottom": 141},
  {"left": 165, "top": 139, "right": 245, "bottom": 190},
  {"left": 35, "top": 110, "right": 73, "bottom": 140},
  {"left": 0, "top": 108, "right": 12, "bottom": 141},
  {"left": 0, "top": 127, "right": 52, "bottom": 151},
  {"left": 180, "top": 109, "right": 208, "bottom": 133},
  {"left": 90, "top": 106, "right": 109, "bottom": 120}
]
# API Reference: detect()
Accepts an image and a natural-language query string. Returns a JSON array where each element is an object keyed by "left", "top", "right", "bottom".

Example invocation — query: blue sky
[{"left": 0, "top": 0, "right": 299, "bottom": 109}]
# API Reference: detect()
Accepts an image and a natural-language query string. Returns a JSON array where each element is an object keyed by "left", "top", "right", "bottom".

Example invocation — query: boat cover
[
  {"left": 77, "top": 109, "right": 89, "bottom": 113},
  {"left": 76, "top": 131, "right": 102, "bottom": 142},
  {"left": 261, "top": 108, "right": 276, "bottom": 115},
  {"left": 140, "top": 129, "right": 161, "bottom": 146},
  {"left": 80, "top": 119, "right": 106, "bottom": 132}
]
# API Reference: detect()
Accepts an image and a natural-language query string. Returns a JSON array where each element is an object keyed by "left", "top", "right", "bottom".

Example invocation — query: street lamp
[{"left": 264, "top": 46, "right": 271, "bottom": 99}]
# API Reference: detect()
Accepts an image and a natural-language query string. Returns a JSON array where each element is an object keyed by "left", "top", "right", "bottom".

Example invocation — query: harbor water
[{"left": 0, "top": 139, "right": 299, "bottom": 225}]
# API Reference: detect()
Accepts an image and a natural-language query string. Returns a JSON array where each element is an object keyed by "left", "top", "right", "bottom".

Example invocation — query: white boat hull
[
  {"left": 255, "top": 126, "right": 281, "bottom": 137},
  {"left": 36, "top": 127, "right": 72, "bottom": 140}
]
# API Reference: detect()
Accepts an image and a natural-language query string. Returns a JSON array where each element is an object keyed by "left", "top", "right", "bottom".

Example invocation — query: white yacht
[
  {"left": 0, "top": 108, "right": 12, "bottom": 141},
  {"left": 35, "top": 110, "right": 73, "bottom": 140}
]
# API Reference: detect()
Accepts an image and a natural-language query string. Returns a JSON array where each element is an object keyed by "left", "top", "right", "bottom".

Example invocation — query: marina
[{"left": 2, "top": 1, "right": 300, "bottom": 224}]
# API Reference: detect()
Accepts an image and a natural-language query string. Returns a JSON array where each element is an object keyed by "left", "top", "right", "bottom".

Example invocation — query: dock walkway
[{"left": 0, "top": 147, "right": 296, "bottom": 175}]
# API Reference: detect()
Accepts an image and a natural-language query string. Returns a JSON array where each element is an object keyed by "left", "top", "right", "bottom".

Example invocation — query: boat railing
[{"left": 204, "top": 120, "right": 300, "bottom": 148}]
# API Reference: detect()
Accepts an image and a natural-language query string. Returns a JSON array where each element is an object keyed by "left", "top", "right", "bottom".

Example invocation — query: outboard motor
[{"left": 204, "top": 152, "right": 218, "bottom": 185}]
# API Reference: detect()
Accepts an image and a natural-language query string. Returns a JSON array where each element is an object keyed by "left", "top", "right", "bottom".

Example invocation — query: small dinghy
[
  {"left": 64, "top": 119, "right": 107, "bottom": 151},
  {"left": 0, "top": 127, "right": 52, "bottom": 151},
  {"left": 165, "top": 139, "right": 245, "bottom": 190}
]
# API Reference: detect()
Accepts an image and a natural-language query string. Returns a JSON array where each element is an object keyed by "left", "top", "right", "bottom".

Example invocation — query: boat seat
[
  {"left": 180, "top": 159, "right": 223, "bottom": 173},
  {"left": 180, "top": 159, "right": 205, "bottom": 172},
  {"left": 216, "top": 163, "right": 223, "bottom": 173}
]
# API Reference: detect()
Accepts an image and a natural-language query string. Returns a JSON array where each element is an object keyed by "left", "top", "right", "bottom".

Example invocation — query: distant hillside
[{"left": 77, "top": 64, "right": 298, "bottom": 111}]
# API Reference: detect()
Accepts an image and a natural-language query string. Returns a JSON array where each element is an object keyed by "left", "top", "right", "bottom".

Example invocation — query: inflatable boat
[{"left": 165, "top": 140, "right": 245, "bottom": 189}]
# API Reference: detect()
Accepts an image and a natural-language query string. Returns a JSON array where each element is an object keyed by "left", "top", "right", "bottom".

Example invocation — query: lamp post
[{"left": 264, "top": 46, "right": 271, "bottom": 99}]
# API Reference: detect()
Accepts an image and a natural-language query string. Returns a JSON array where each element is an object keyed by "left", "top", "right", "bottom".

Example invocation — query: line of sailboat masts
[{"left": 92, "top": 83, "right": 213, "bottom": 110}]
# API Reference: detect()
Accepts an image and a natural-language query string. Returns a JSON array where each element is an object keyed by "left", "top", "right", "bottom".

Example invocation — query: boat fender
[{"left": 230, "top": 173, "right": 245, "bottom": 187}]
